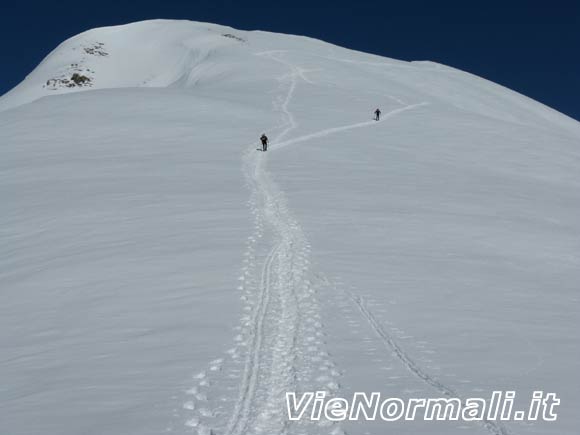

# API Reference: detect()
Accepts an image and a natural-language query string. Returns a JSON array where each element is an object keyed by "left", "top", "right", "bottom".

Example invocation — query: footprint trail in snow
[{"left": 180, "top": 51, "right": 342, "bottom": 435}]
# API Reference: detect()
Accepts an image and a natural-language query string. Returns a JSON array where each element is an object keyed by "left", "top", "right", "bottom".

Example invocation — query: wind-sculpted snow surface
[{"left": 1, "top": 19, "right": 579, "bottom": 435}]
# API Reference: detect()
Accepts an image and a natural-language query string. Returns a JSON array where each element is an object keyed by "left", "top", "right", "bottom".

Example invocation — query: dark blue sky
[{"left": 2, "top": 0, "right": 579, "bottom": 120}]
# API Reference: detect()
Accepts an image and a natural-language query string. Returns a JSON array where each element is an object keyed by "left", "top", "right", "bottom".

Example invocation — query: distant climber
[
  {"left": 260, "top": 133, "right": 269, "bottom": 152},
  {"left": 374, "top": 108, "right": 381, "bottom": 121}
]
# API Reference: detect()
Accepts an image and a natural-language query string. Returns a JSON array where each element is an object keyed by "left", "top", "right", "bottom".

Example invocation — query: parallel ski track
[
  {"left": 226, "top": 243, "right": 280, "bottom": 435},
  {"left": 225, "top": 50, "right": 301, "bottom": 435},
  {"left": 349, "top": 292, "right": 511, "bottom": 435}
]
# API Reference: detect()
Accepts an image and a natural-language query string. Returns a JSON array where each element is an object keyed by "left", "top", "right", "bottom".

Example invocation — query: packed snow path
[
  {"left": 224, "top": 51, "right": 342, "bottom": 435},
  {"left": 179, "top": 51, "right": 341, "bottom": 435}
]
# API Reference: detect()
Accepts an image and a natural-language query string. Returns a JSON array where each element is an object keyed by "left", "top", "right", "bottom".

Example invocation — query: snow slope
[{"left": 1, "top": 19, "right": 579, "bottom": 435}]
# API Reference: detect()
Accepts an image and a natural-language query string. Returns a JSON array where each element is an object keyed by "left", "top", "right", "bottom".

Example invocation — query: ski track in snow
[
  {"left": 225, "top": 243, "right": 280, "bottom": 435},
  {"left": 348, "top": 291, "right": 512, "bottom": 435},
  {"left": 272, "top": 102, "right": 429, "bottom": 151},
  {"left": 180, "top": 50, "right": 342, "bottom": 435},
  {"left": 179, "top": 50, "right": 505, "bottom": 435}
]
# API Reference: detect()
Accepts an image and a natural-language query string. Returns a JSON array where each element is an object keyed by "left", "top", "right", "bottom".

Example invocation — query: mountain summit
[{"left": 1, "top": 19, "right": 578, "bottom": 135}]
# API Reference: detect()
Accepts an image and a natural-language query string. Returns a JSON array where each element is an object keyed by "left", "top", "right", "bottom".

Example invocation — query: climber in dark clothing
[
  {"left": 374, "top": 108, "right": 381, "bottom": 121},
  {"left": 260, "top": 133, "right": 269, "bottom": 151}
]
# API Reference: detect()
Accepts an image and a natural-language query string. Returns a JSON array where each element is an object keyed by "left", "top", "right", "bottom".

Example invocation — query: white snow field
[{"left": 1, "top": 19, "right": 579, "bottom": 435}]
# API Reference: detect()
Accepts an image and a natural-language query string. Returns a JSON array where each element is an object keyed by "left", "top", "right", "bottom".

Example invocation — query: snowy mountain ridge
[
  {"left": 1, "top": 19, "right": 579, "bottom": 435},
  {"left": 2, "top": 19, "right": 579, "bottom": 136}
]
